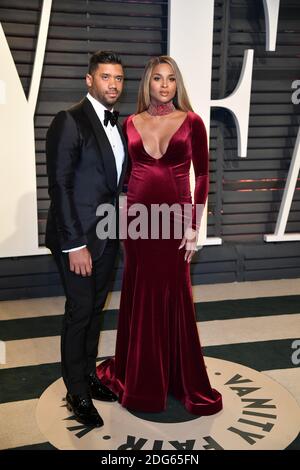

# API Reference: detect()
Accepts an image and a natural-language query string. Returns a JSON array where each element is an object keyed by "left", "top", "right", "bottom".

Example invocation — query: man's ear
[{"left": 86, "top": 73, "right": 93, "bottom": 88}]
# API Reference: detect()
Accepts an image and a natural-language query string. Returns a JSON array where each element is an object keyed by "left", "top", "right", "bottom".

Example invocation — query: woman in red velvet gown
[{"left": 97, "top": 56, "right": 222, "bottom": 415}]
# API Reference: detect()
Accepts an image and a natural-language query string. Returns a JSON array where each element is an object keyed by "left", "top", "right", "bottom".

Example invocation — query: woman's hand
[{"left": 179, "top": 227, "right": 198, "bottom": 263}]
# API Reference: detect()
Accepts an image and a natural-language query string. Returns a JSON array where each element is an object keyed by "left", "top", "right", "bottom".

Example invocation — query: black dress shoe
[
  {"left": 66, "top": 393, "right": 104, "bottom": 427},
  {"left": 88, "top": 372, "right": 118, "bottom": 402}
]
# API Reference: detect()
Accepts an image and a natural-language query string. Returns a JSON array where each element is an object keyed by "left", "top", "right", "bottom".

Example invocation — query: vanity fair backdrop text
[{"left": 0, "top": 0, "right": 298, "bottom": 259}]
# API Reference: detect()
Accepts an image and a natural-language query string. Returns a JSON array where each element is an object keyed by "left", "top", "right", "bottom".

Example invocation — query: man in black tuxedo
[{"left": 45, "top": 51, "right": 127, "bottom": 427}]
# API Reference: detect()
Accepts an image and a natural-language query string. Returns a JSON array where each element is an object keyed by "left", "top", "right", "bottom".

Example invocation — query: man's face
[{"left": 86, "top": 63, "right": 124, "bottom": 109}]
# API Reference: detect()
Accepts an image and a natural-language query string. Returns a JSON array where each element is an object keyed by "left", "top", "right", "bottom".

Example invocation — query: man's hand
[{"left": 69, "top": 247, "right": 92, "bottom": 276}]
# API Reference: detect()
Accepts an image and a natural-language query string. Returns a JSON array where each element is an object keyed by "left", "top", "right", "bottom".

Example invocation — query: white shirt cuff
[{"left": 62, "top": 245, "right": 87, "bottom": 253}]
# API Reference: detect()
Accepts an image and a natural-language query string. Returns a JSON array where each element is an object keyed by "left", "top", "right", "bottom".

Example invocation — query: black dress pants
[{"left": 52, "top": 239, "right": 119, "bottom": 395}]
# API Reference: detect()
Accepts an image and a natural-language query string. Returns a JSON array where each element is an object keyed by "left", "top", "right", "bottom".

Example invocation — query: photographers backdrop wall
[{"left": 0, "top": 0, "right": 299, "bottom": 299}]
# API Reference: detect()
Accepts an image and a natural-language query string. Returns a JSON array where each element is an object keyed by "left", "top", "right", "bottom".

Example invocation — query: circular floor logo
[{"left": 36, "top": 357, "right": 300, "bottom": 450}]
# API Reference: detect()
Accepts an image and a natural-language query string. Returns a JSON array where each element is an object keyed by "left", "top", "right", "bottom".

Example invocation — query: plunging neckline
[{"left": 130, "top": 112, "right": 189, "bottom": 161}]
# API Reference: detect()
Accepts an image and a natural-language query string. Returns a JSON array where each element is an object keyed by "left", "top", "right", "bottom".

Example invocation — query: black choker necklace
[{"left": 147, "top": 101, "right": 176, "bottom": 116}]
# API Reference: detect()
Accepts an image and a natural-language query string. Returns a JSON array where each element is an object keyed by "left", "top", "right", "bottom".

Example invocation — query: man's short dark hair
[{"left": 88, "top": 51, "right": 123, "bottom": 75}]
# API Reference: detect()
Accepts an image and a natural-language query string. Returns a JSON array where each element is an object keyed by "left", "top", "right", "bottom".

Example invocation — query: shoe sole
[{"left": 91, "top": 394, "right": 118, "bottom": 402}]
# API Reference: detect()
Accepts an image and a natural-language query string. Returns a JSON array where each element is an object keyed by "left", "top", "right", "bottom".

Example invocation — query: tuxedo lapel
[
  {"left": 82, "top": 98, "right": 117, "bottom": 193},
  {"left": 116, "top": 120, "right": 128, "bottom": 193}
]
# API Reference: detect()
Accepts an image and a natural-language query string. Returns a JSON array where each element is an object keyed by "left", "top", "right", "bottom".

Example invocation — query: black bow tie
[{"left": 104, "top": 109, "right": 119, "bottom": 127}]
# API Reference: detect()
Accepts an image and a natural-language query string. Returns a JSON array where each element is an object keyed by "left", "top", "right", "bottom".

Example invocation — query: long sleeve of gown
[{"left": 191, "top": 114, "right": 209, "bottom": 230}]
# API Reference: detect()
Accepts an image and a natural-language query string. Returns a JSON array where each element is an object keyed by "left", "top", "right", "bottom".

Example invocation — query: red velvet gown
[{"left": 97, "top": 111, "right": 222, "bottom": 415}]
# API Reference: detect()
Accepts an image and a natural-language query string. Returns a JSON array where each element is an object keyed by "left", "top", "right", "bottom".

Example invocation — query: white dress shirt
[
  {"left": 63, "top": 93, "right": 125, "bottom": 253},
  {"left": 86, "top": 93, "right": 125, "bottom": 184}
]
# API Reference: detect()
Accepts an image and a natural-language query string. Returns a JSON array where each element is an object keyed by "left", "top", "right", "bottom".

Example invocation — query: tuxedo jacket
[{"left": 45, "top": 97, "right": 128, "bottom": 259}]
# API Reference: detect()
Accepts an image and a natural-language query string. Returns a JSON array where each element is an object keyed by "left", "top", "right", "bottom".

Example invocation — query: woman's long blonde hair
[{"left": 136, "top": 56, "right": 193, "bottom": 114}]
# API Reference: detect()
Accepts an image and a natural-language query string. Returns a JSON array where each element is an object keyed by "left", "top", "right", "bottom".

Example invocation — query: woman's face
[{"left": 149, "top": 63, "right": 177, "bottom": 105}]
